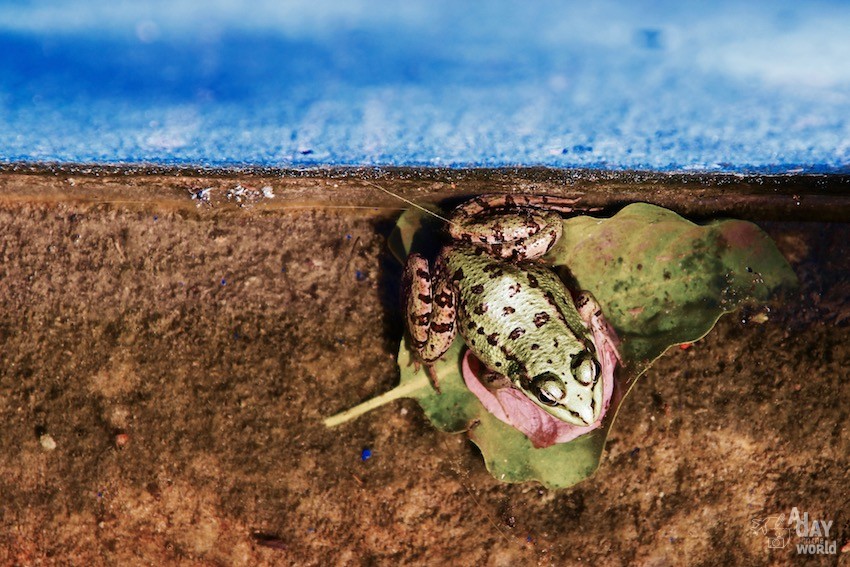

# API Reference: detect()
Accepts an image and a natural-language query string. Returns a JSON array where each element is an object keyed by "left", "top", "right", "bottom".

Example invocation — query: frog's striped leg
[
  {"left": 403, "top": 254, "right": 434, "bottom": 352},
  {"left": 447, "top": 194, "right": 596, "bottom": 262},
  {"left": 403, "top": 253, "right": 458, "bottom": 390}
]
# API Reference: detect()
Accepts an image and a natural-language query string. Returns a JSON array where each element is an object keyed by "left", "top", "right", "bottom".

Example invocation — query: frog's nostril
[{"left": 578, "top": 405, "right": 595, "bottom": 425}]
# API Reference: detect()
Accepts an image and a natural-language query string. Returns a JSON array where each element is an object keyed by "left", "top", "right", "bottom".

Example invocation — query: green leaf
[
  {"left": 325, "top": 202, "right": 797, "bottom": 489},
  {"left": 549, "top": 203, "right": 798, "bottom": 369}
]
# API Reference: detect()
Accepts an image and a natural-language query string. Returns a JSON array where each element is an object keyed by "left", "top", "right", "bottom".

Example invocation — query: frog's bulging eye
[
  {"left": 571, "top": 352, "right": 600, "bottom": 386},
  {"left": 537, "top": 391, "right": 558, "bottom": 406},
  {"left": 531, "top": 373, "right": 566, "bottom": 406}
]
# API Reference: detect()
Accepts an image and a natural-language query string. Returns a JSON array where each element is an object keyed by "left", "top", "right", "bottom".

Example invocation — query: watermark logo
[{"left": 751, "top": 507, "right": 837, "bottom": 555}]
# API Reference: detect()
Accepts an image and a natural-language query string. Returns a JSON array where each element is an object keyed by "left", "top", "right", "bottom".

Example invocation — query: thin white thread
[{"left": 362, "top": 180, "right": 457, "bottom": 226}]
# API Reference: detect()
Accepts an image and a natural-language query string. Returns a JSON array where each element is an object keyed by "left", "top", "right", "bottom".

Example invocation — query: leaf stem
[{"left": 323, "top": 373, "right": 430, "bottom": 428}]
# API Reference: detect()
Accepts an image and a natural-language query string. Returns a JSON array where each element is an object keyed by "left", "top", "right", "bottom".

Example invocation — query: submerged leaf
[{"left": 326, "top": 201, "right": 797, "bottom": 489}]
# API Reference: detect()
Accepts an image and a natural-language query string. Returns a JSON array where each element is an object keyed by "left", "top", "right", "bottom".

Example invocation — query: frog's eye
[
  {"left": 530, "top": 373, "right": 566, "bottom": 407},
  {"left": 536, "top": 390, "right": 559, "bottom": 407},
  {"left": 571, "top": 352, "right": 600, "bottom": 386}
]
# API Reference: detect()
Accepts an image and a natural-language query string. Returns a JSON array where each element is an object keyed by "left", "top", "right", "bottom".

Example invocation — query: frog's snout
[
  {"left": 529, "top": 372, "right": 602, "bottom": 426},
  {"left": 570, "top": 394, "right": 598, "bottom": 426}
]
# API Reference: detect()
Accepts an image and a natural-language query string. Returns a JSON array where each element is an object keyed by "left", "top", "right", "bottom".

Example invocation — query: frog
[{"left": 403, "top": 194, "right": 621, "bottom": 428}]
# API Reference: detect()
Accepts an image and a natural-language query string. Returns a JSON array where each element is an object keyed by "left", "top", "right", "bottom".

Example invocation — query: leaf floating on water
[{"left": 325, "top": 202, "right": 797, "bottom": 489}]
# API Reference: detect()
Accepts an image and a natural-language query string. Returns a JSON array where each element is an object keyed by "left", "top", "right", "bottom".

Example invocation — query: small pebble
[
  {"left": 115, "top": 433, "right": 130, "bottom": 448},
  {"left": 750, "top": 312, "right": 769, "bottom": 324},
  {"left": 40, "top": 433, "right": 57, "bottom": 451}
]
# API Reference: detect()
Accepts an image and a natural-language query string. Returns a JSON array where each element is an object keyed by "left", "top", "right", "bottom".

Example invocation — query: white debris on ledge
[
  {"left": 226, "top": 184, "right": 276, "bottom": 207},
  {"left": 226, "top": 184, "right": 248, "bottom": 204},
  {"left": 189, "top": 187, "right": 213, "bottom": 207},
  {"left": 187, "top": 184, "right": 276, "bottom": 208}
]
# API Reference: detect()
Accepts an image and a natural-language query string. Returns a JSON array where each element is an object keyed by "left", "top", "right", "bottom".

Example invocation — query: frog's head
[{"left": 521, "top": 351, "right": 603, "bottom": 426}]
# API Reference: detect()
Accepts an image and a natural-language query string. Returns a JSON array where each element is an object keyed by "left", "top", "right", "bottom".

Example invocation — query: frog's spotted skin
[
  {"left": 403, "top": 255, "right": 435, "bottom": 351},
  {"left": 403, "top": 253, "right": 457, "bottom": 362},
  {"left": 404, "top": 194, "right": 617, "bottom": 427}
]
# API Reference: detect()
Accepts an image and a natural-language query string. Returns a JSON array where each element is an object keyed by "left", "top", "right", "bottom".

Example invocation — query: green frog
[{"left": 403, "top": 194, "right": 620, "bottom": 427}]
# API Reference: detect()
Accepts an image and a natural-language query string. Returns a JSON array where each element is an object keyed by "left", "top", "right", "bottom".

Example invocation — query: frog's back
[{"left": 443, "top": 245, "right": 589, "bottom": 373}]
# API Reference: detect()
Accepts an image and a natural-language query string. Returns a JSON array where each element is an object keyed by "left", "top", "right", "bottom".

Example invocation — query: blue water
[{"left": 1, "top": 1, "right": 849, "bottom": 172}]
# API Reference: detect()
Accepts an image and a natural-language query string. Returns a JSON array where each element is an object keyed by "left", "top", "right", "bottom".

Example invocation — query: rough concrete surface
[{"left": 0, "top": 172, "right": 848, "bottom": 565}]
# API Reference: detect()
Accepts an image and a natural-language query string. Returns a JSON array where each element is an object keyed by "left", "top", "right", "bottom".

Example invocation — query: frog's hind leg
[
  {"left": 403, "top": 254, "right": 434, "bottom": 353},
  {"left": 403, "top": 253, "right": 458, "bottom": 392},
  {"left": 452, "top": 194, "right": 587, "bottom": 217},
  {"left": 448, "top": 194, "right": 596, "bottom": 261},
  {"left": 448, "top": 208, "right": 563, "bottom": 261}
]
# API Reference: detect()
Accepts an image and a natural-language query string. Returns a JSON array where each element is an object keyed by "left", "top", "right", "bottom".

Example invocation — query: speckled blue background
[{"left": 2, "top": 1, "right": 849, "bottom": 172}]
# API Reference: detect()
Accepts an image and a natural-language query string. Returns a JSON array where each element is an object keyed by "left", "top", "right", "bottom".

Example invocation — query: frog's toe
[{"left": 425, "top": 364, "right": 442, "bottom": 393}]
